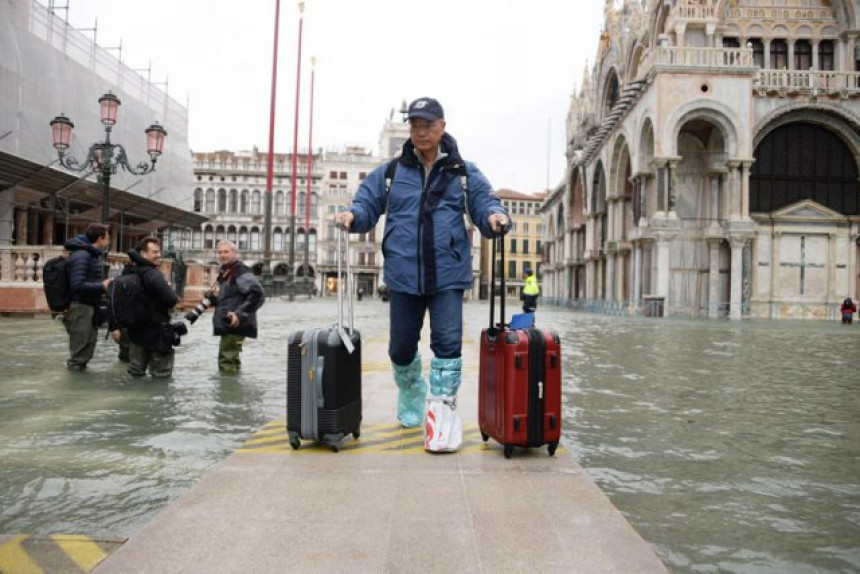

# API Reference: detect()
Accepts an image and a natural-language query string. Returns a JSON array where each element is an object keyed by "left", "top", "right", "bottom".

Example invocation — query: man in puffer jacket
[
  {"left": 63, "top": 222, "right": 112, "bottom": 371},
  {"left": 336, "top": 97, "right": 511, "bottom": 452},
  {"left": 126, "top": 237, "right": 179, "bottom": 378},
  {"left": 210, "top": 240, "right": 265, "bottom": 374}
]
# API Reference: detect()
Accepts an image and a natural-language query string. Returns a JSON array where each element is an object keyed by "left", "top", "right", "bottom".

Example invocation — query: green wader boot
[
  {"left": 429, "top": 357, "right": 462, "bottom": 398},
  {"left": 392, "top": 353, "right": 427, "bottom": 428}
]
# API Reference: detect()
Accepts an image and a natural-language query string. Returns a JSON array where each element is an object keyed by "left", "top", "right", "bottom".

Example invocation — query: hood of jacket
[
  {"left": 64, "top": 234, "right": 104, "bottom": 257},
  {"left": 397, "top": 132, "right": 464, "bottom": 172},
  {"left": 127, "top": 249, "right": 155, "bottom": 270}
]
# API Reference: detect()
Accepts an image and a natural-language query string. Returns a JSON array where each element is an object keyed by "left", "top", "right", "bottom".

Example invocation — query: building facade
[
  {"left": 1, "top": 0, "right": 206, "bottom": 312},
  {"left": 482, "top": 189, "right": 546, "bottom": 299},
  {"left": 542, "top": 0, "right": 859, "bottom": 320},
  {"left": 184, "top": 106, "right": 413, "bottom": 297}
]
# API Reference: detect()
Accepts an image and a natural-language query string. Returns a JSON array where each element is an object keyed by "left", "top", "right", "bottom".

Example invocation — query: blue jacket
[
  {"left": 64, "top": 234, "right": 105, "bottom": 306},
  {"left": 347, "top": 133, "right": 509, "bottom": 295}
]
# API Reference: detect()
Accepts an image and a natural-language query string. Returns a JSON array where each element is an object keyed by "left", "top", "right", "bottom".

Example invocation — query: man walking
[
  {"left": 335, "top": 97, "right": 510, "bottom": 452},
  {"left": 63, "top": 222, "right": 111, "bottom": 371},
  {"left": 126, "top": 237, "right": 180, "bottom": 378},
  {"left": 211, "top": 240, "right": 265, "bottom": 374}
]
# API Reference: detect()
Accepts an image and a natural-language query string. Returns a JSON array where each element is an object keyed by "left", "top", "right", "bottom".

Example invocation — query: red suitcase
[{"left": 479, "top": 235, "right": 562, "bottom": 458}]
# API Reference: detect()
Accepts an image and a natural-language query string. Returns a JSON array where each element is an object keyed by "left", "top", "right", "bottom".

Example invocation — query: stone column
[
  {"left": 655, "top": 160, "right": 667, "bottom": 216},
  {"left": 729, "top": 235, "right": 747, "bottom": 320},
  {"left": 667, "top": 159, "right": 679, "bottom": 216},
  {"left": 633, "top": 243, "right": 642, "bottom": 306},
  {"left": 812, "top": 40, "right": 819, "bottom": 71},
  {"left": 764, "top": 39, "right": 771, "bottom": 68},
  {"left": 15, "top": 209, "right": 27, "bottom": 245},
  {"left": 606, "top": 254, "right": 616, "bottom": 302},
  {"left": 788, "top": 40, "right": 795, "bottom": 70},
  {"left": 708, "top": 238, "right": 723, "bottom": 318},
  {"left": 741, "top": 161, "right": 753, "bottom": 218},
  {"left": 43, "top": 214, "right": 55, "bottom": 245},
  {"left": 656, "top": 235, "right": 672, "bottom": 299},
  {"left": 0, "top": 187, "right": 13, "bottom": 246},
  {"left": 726, "top": 161, "right": 741, "bottom": 220},
  {"left": 586, "top": 260, "right": 595, "bottom": 300}
]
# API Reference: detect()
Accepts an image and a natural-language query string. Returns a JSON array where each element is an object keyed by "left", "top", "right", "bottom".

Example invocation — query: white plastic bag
[{"left": 424, "top": 396, "right": 462, "bottom": 453}]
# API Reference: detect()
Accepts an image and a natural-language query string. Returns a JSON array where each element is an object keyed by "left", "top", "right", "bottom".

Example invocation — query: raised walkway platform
[{"left": 94, "top": 320, "right": 666, "bottom": 573}]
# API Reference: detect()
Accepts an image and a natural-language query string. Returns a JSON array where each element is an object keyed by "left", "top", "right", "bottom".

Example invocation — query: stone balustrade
[
  {"left": 755, "top": 70, "right": 860, "bottom": 97},
  {"left": 644, "top": 46, "right": 754, "bottom": 72},
  {"left": 0, "top": 245, "right": 218, "bottom": 314}
]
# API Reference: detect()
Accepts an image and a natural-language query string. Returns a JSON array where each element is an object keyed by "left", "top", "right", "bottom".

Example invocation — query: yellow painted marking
[
  {"left": 51, "top": 535, "right": 108, "bottom": 572},
  {"left": 0, "top": 535, "right": 42, "bottom": 574},
  {"left": 238, "top": 420, "right": 566, "bottom": 455}
]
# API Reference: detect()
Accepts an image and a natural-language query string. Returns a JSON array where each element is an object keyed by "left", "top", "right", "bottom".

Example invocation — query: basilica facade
[{"left": 541, "top": 0, "right": 859, "bottom": 319}]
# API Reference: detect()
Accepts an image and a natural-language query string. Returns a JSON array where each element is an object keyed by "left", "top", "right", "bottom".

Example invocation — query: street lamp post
[
  {"left": 50, "top": 91, "right": 167, "bottom": 232},
  {"left": 287, "top": 1, "right": 305, "bottom": 301}
]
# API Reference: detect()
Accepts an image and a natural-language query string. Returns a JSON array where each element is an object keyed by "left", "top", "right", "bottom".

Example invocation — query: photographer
[
  {"left": 126, "top": 237, "right": 181, "bottom": 378},
  {"left": 210, "top": 240, "right": 264, "bottom": 374}
]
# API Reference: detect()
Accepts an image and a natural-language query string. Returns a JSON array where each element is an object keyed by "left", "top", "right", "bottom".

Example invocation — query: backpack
[
  {"left": 105, "top": 272, "right": 148, "bottom": 328},
  {"left": 42, "top": 255, "right": 71, "bottom": 312}
]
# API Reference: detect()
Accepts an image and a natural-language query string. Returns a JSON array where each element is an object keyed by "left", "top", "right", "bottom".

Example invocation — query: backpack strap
[{"left": 383, "top": 158, "right": 469, "bottom": 212}]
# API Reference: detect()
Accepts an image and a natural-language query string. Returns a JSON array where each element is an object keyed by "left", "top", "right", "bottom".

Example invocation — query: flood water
[{"left": 0, "top": 300, "right": 858, "bottom": 573}]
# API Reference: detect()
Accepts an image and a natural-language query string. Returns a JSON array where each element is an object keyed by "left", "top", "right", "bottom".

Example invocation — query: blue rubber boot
[
  {"left": 429, "top": 357, "right": 462, "bottom": 398},
  {"left": 392, "top": 353, "right": 427, "bottom": 428}
]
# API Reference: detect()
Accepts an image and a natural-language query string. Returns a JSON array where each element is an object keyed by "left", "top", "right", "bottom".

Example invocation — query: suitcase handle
[
  {"left": 335, "top": 222, "right": 354, "bottom": 333},
  {"left": 489, "top": 231, "right": 505, "bottom": 335}
]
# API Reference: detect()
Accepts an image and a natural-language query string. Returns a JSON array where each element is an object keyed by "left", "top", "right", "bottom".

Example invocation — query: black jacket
[
  {"left": 64, "top": 234, "right": 105, "bottom": 306},
  {"left": 212, "top": 261, "right": 264, "bottom": 338},
  {"left": 127, "top": 249, "right": 179, "bottom": 352}
]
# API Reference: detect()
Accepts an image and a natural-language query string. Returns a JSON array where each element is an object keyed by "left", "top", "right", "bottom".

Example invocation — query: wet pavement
[{"left": 1, "top": 297, "right": 859, "bottom": 572}]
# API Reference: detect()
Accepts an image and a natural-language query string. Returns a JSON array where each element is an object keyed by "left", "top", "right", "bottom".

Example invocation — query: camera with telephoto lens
[
  {"left": 185, "top": 291, "right": 214, "bottom": 324},
  {"left": 170, "top": 321, "right": 189, "bottom": 346}
]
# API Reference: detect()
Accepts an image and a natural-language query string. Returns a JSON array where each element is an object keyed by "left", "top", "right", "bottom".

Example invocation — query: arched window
[
  {"left": 297, "top": 227, "right": 306, "bottom": 251},
  {"left": 310, "top": 193, "right": 319, "bottom": 217},
  {"left": 298, "top": 192, "right": 307, "bottom": 217},
  {"left": 252, "top": 190, "right": 262, "bottom": 215},
  {"left": 308, "top": 229, "right": 317, "bottom": 255},
  {"left": 229, "top": 189, "right": 238, "bottom": 213},
  {"left": 228, "top": 225, "right": 238, "bottom": 245},
  {"left": 194, "top": 188, "right": 203, "bottom": 212},
  {"left": 240, "top": 190, "right": 249, "bottom": 214},
  {"left": 794, "top": 40, "right": 812, "bottom": 71},
  {"left": 218, "top": 189, "right": 227, "bottom": 213},
  {"left": 275, "top": 191, "right": 284, "bottom": 215},
  {"left": 274, "top": 227, "right": 283, "bottom": 251},
  {"left": 239, "top": 227, "right": 249, "bottom": 251},
  {"left": 205, "top": 189, "right": 215, "bottom": 213},
  {"left": 250, "top": 228, "right": 261, "bottom": 251},
  {"left": 215, "top": 225, "right": 226, "bottom": 242},
  {"left": 204, "top": 227, "right": 214, "bottom": 249},
  {"left": 751, "top": 122, "right": 859, "bottom": 215}
]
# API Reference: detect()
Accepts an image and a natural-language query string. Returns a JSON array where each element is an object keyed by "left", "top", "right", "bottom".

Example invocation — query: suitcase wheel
[
  {"left": 548, "top": 442, "right": 558, "bottom": 457},
  {"left": 330, "top": 443, "right": 340, "bottom": 453},
  {"left": 503, "top": 445, "right": 514, "bottom": 459},
  {"left": 353, "top": 427, "right": 361, "bottom": 439},
  {"left": 480, "top": 431, "right": 489, "bottom": 443},
  {"left": 289, "top": 436, "right": 301, "bottom": 450}
]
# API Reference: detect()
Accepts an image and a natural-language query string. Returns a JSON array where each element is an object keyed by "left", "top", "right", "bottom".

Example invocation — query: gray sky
[{"left": 61, "top": 0, "right": 604, "bottom": 194}]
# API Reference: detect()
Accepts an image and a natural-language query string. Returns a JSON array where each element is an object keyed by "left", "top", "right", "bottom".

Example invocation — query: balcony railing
[
  {"left": 754, "top": 70, "right": 860, "bottom": 97},
  {"left": 643, "top": 46, "right": 754, "bottom": 73}
]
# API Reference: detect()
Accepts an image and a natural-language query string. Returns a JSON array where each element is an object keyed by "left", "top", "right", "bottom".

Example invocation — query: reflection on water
[
  {"left": 536, "top": 311, "right": 860, "bottom": 574},
  {"left": 1, "top": 301, "right": 858, "bottom": 572}
]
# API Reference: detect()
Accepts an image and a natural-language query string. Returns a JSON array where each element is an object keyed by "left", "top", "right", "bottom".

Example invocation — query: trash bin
[{"left": 643, "top": 295, "right": 665, "bottom": 318}]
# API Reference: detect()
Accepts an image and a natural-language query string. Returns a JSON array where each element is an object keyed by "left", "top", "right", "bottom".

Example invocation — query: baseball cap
[{"left": 406, "top": 97, "right": 444, "bottom": 122}]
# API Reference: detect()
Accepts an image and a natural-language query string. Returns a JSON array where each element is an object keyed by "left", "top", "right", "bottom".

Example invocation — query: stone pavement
[{"left": 94, "top": 317, "right": 667, "bottom": 573}]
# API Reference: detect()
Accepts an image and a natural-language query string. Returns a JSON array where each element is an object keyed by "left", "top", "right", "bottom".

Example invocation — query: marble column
[
  {"left": 657, "top": 236, "right": 672, "bottom": 299},
  {"left": 741, "top": 161, "right": 753, "bottom": 219},
  {"left": 708, "top": 239, "right": 723, "bottom": 318},
  {"left": 633, "top": 243, "right": 642, "bottom": 306},
  {"left": 729, "top": 235, "right": 747, "bottom": 320}
]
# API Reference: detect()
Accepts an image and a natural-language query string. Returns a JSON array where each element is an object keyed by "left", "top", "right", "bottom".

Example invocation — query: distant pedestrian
[
  {"left": 357, "top": 287, "right": 364, "bottom": 301},
  {"left": 125, "top": 237, "right": 180, "bottom": 378},
  {"left": 521, "top": 268, "right": 540, "bottom": 313},
  {"left": 840, "top": 297, "right": 856, "bottom": 324},
  {"left": 211, "top": 240, "right": 265, "bottom": 374},
  {"left": 63, "top": 222, "right": 112, "bottom": 371}
]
